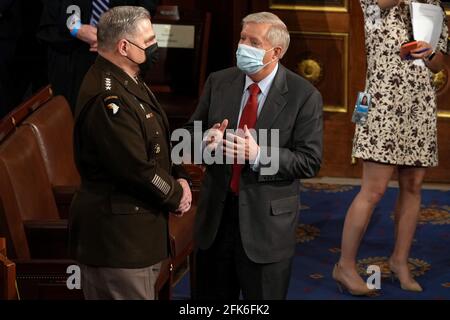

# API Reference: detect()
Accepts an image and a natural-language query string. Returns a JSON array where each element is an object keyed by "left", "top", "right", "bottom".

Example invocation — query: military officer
[{"left": 69, "top": 6, "right": 192, "bottom": 300}]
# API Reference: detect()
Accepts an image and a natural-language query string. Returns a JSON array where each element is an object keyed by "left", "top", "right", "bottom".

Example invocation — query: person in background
[
  {"left": 333, "top": 0, "right": 448, "bottom": 295},
  {"left": 0, "top": 0, "right": 47, "bottom": 119},
  {"left": 38, "top": 0, "right": 159, "bottom": 112}
]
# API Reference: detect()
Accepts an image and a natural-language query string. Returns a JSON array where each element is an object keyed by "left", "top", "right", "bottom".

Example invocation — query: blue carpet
[{"left": 173, "top": 183, "right": 450, "bottom": 300}]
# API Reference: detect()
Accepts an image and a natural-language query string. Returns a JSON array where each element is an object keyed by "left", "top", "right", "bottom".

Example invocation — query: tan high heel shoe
[
  {"left": 332, "top": 264, "right": 377, "bottom": 296},
  {"left": 388, "top": 260, "right": 423, "bottom": 292}
]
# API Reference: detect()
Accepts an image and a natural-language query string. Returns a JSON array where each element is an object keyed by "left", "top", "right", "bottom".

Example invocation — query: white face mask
[{"left": 236, "top": 44, "right": 277, "bottom": 75}]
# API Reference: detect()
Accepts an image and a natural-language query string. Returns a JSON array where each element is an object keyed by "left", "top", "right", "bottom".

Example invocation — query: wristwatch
[
  {"left": 425, "top": 50, "right": 436, "bottom": 62},
  {"left": 67, "top": 13, "right": 81, "bottom": 38}
]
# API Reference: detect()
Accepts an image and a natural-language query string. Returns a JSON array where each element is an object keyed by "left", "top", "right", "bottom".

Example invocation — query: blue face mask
[{"left": 236, "top": 44, "right": 276, "bottom": 75}]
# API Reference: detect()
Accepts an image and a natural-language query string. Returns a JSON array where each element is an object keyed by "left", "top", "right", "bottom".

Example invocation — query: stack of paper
[{"left": 410, "top": 2, "right": 444, "bottom": 67}]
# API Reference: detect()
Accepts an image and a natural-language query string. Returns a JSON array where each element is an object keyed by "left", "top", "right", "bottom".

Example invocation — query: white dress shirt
[{"left": 237, "top": 63, "right": 279, "bottom": 171}]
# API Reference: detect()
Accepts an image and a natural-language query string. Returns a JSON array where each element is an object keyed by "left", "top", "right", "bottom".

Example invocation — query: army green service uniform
[{"left": 70, "top": 55, "right": 190, "bottom": 273}]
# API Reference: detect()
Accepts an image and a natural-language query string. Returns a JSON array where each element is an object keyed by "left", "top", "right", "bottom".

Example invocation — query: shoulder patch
[{"left": 103, "top": 95, "right": 121, "bottom": 115}]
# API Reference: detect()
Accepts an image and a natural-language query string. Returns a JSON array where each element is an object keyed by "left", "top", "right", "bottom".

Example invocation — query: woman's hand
[
  {"left": 410, "top": 41, "right": 432, "bottom": 60},
  {"left": 377, "top": 0, "right": 402, "bottom": 10}
]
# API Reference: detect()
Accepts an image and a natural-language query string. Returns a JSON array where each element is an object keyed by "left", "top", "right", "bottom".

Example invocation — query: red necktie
[{"left": 230, "top": 83, "right": 261, "bottom": 194}]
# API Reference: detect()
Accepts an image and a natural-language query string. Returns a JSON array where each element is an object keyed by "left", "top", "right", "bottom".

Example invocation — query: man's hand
[
  {"left": 173, "top": 178, "right": 192, "bottom": 216},
  {"left": 90, "top": 42, "right": 98, "bottom": 52},
  {"left": 223, "top": 125, "right": 260, "bottom": 163},
  {"left": 76, "top": 24, "right": 97, "bottom": 47},
  {"left": 204, "top": 119, "right": 228, "bottom": 152},
  {"left": 410, "top": 41, "right": 432, "bottom": 59}
]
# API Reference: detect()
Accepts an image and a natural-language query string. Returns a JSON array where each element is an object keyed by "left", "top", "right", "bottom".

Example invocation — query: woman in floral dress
[{"left": 333, "top": 0, "right": 448, "bottom": 295}]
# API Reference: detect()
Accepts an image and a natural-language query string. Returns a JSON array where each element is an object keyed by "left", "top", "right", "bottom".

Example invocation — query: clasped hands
[
  {"left": 172, "top": 178, "right": 192, "bottom": 217},
  {"left": 173, "top": 119, "right": 260, "bottom": 217},
  {"left": 204, "top": 119, "right": 260, "bottom": 163}
]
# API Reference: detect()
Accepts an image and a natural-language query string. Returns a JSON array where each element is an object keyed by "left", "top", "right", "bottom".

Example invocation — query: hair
[
  {"left": 361, "top": 95, "right": 368, "bottom": 104},
  {"left": 97, "top": 6, "right": 150, "bottom": 51},
  {"left": 242, "top": 12, "right": 290, "bottom": 58}
]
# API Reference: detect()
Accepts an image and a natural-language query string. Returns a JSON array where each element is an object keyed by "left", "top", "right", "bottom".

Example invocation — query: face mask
[
  {"left": 236, "top": 44, "right": 276, "bottom": 75},
  {"left": 126, "top": 40, "right": 159, "bottom": 75}
]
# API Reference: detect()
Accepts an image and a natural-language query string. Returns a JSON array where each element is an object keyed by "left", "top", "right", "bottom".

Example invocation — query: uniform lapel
[
  {"left": 141, "top": 82, "right": 171, "bottom": 138},
  {"left": 121, "top": 78, "right": 153, "bottom": 106},
  {"left": 95, "top": 55, "right": 152, "bottom": 105},
  {"left": 94, "top": 56, "right": 172, "bottom": 143}
]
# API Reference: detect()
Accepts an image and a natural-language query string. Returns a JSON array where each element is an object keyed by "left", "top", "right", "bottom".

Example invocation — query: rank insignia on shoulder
[{"left": 104, "top": 77, "right": 112, "bottom": 91}]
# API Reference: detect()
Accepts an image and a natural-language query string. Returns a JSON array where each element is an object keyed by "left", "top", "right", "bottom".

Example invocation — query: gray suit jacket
[{"left": 185, "top": 64, "right": 323, "bottom": 264}]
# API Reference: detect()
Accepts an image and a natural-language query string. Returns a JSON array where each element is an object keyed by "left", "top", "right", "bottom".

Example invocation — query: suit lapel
[
  {"left": 222, "top": 72, "right": 245, "bottom": 129},
  {"left": 256, "top": 65, "right": 288, "bottom": 130}
]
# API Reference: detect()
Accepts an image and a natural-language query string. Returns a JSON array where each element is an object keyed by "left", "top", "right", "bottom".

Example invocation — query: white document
[
  {"left": 410, "top": 2, "right": 444, "bottom": 67},
  {"left": 153, "top": 24, "right": 195, "bottom": 49}
]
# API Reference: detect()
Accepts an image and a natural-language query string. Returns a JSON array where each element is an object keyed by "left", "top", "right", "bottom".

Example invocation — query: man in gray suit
[{"left": 184, "top": 12, "right": 323, "bottom": 300}]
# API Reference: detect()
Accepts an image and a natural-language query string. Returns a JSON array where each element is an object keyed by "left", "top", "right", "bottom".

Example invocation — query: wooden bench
[{"left": 0, "top": 237, "right": 18, "bottom": 300}]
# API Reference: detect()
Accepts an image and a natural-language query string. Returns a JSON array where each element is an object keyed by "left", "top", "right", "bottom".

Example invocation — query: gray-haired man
[
  {"left": 70, "top": 6, "right": 192, "bottom": 300},
  {"left": 185, "top": 12, "right": 323, "bottom": 300}
]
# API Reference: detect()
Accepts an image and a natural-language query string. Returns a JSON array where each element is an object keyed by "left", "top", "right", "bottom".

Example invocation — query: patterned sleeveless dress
[{"left": 352, "top": 0, "right": 448, "bottom": 167}]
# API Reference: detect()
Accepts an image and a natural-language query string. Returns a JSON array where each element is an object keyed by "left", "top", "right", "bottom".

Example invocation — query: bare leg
[
  {"left": 334, "top": 161, "right": 395, "bottom": 293},
  {"left": 389, "top": 166, "right": 425, "bottom": 291}
]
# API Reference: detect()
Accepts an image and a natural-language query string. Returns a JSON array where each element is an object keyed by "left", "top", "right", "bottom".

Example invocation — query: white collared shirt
[
  {"left": 237, "top": 63, "right": 279, "bottom": 126},
  {"left": 237, "top": 63, "right": 279, "bottom": 171}
]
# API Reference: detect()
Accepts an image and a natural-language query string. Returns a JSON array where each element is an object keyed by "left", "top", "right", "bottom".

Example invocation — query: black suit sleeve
[
  {"left": 0, "top": 0, "right": 14, "bottom": 13},
  {"left": 172, "top": 164, "right": 192, "bottom": 186},
  {"left": 87, "top": 94, "right": 183, "bottom": 211},
  {"left": 259, "top": 90, "right": 323, "bottom": 180},
  {"left": 38, "top": 0, "right": 82, "bottom": 49}
]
